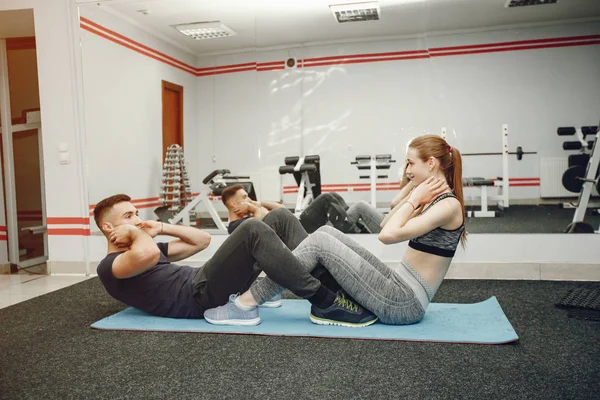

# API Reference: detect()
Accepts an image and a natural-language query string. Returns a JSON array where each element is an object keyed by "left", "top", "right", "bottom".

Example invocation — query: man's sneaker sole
[
  {"left": 204, "top": 316, "right": 261, "bottom": 326},
  {"left": 309, "top": 313, "right": 378, "bottom": 328},
  {"left": 259, "top": 299, "right": 282, "bottom": 308}
]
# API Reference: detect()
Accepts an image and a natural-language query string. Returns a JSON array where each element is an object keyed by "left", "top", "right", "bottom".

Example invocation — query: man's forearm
[
  {"left": 161, "top": 223, "right": 211, "bottom": 247},
  {"left": 258, "top": 200, "right": 285, "bottom": 211},
  {"left": 247, "top": 203, "right": 269, "bottom": 220},
  {"left": 129, "top": 229, "right": 161, "bottom": 257}
]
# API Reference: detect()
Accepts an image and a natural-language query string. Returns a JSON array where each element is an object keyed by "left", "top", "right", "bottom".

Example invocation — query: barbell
[{"left": 462, "top": 146, "right": 536, "bottom": 160}]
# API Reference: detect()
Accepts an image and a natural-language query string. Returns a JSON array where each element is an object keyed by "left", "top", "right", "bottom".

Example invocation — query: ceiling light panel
[
  {"left": 173, "top": 21, "right": 236, "bottom": 40},
  {"left": 330, "top": 2, "right": 381, "bottom": 23}
]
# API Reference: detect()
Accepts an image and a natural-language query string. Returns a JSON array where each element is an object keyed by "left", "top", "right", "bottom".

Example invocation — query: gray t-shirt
[{"left": 97, "top": 242, "right": 201, "bottom": 318}]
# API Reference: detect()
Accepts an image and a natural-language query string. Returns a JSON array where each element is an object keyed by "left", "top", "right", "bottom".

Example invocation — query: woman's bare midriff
[{"left": 404, "top": 247, "right": 452, "bottom": 294}]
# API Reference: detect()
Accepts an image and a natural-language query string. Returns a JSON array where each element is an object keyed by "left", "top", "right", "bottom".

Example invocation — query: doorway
[
  {"left": 0, "top": 9, "right": 46, "bottom": 270},
  {"left": 161, "top": 80, "right": 183, "bottom": 161}
]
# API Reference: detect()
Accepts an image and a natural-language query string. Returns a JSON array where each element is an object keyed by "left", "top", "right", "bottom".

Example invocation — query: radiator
[{"left": 540, "top": 157, "right": 598, "bottom": 198}]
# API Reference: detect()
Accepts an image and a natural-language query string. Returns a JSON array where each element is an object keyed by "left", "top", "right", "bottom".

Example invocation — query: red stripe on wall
[
  {"left": 196, "top": 67, "right": 256, "bottom": 77},
  {"left": 0, "top": 235, "right": 7, "bottom": 241},
  {"left": 303, "top": 54, "right": 430, "bottom": 68},
  {"left": 47, "top": 217, "right": 90, "bottom": 225},
  {"left": 196, "top": 62, "right": 256, "bottom": 72},
  {"left": 257, "top": 66, "right": 286, "bottom": 72},
  {"left": 0, "top": 226, "right": 7, "bottom": 232},
  {"left": 80, "top": 24, "right": 197, "bottom": 76},
  {"left": 258, "top": 61, "right": 285, "bottom": 67},
  {"left": 508, "top": 178, "right": 540, "bottom": 182},
  {"left": 304, "top": 49, "right": 429, "bottom": 63},
  {"left": 80, "top": 17, "right": 196, "bottom": 72},
  {"left": 47, "top": 228, "right": 91, "bottom": 236},
  {"left": 429, "top": 34, "right": 600, "bottom": 52},
  {"left": 431, "top": 40, "right": 600, "bottom": 58}
]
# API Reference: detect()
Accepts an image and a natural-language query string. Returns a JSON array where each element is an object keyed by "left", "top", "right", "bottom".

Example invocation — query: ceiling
[
  {"left": 0, "top": 9, "right": 35, "bottom": 38},
  {"left": 80, "top": 0, "right": 600, "bottom": 56}
]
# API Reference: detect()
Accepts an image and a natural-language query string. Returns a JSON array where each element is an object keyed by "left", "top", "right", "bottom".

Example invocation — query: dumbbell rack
[
  {"left": 159, "top": 144, "right": 194, "bottom": 220},
  {"left": 351, "top": 154, "right": 396, "bottom": 208}
]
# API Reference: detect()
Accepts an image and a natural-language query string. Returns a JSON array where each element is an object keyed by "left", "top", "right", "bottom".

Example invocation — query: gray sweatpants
[
  {"left": 346, "top": 200, "right": 385, "bottom": 233},
  {"left": 251, "top": 225, "right": 433, "bottom": 325}
]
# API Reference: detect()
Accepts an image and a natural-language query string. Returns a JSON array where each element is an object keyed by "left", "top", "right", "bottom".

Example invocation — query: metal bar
[
  {"left": 501, "top": 124, "right": 510, "bottom": 208},
  {"left": 370, "top": 156, "right": 376, "bottom": 208},
  {"left": 573, "top": 131, "right": 600, "bottom": 223},
  {"left": 0, "top": 40, "right": 19, "bottom": 265},
  {"left": 462, "top": 152, "right": 536, "bottom": 156}
]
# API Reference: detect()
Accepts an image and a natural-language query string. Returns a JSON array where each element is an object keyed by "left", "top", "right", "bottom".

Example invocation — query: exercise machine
[
  {"left": 279, "top": 155, "right": 321, "bottom": 217},
  {"left": 351, "top": 154, "right": 396, "bottom": 209},
  {"left": 559, "top": 125, "right": 600, "bottom": 233},
  {"left": 462, "top": 124, "right": 514, "bottom": 217}
]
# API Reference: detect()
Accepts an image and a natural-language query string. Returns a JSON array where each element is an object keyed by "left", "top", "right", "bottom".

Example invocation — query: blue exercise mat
[{"left": 91, "top": 297, "right": 518, "bottom": 344}]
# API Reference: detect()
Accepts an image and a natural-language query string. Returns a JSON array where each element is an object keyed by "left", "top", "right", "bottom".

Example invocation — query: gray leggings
[
  {"left": 251, "top": 225, "right": 432, "bottom": 325},
  {"left": 346, "top": 200, "right": 385, "bottom": 233}
]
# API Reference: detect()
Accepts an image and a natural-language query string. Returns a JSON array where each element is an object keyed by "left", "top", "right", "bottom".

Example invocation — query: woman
[{"left": 205, "top": 134, "right": 466, "bottom": 326}]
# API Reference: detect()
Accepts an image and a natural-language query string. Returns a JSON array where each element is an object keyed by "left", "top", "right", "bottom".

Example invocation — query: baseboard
[
  {"left": 47, "top": 261, "right": 90, "bottom": 275},
  {"left": 0, "top": 263, "right": 11, "bottom": 274},
  {"left": 446, "top": 262, "right": 600, "bottom": 281}
]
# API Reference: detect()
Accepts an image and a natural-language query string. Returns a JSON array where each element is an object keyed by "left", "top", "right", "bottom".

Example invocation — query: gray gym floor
[
  {"left": 465, "top": 204, "right": 600, "bottom": 233},
  {"left": 1, "top": 278, "right": 598, "bottom": 399}
]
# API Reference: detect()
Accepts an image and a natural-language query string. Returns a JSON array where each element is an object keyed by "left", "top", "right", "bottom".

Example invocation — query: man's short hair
[
  {"left": 221, "top": 184, "right": 244, "bottom": 207},
  {"left": 93, "top": 194, "right": 131, "bottom": 229}
]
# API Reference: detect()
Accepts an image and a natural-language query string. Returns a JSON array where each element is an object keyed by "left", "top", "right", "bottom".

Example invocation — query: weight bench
[
  {"left": 279, "top": 155, "right": 322, "bottom": 217},
  {"left": 463, "top": 177, "right": 496, "bottom": 217}
]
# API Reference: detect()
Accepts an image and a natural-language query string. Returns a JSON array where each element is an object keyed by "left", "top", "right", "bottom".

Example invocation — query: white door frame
[{"left": 0, "top": 39, "right": 48, "bottom": 268}]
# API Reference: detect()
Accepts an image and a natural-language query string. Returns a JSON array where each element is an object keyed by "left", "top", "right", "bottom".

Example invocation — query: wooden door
[{"left": 162, "top": 81, "right": 183, "bottom": 162}]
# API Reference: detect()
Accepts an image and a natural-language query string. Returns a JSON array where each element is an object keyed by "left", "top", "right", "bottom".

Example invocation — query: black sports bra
[{"left": 408, "top": 193, "right": 464, "bottom": 257}]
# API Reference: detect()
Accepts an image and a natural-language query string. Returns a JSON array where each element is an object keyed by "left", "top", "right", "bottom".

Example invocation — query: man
[
  {"left": 221, "top": 185, "right": 366, "bottom": 234},
  {"left": 94, "top": 194, "right": 376, "bottom": 326},
  {"left": 221, "top": 184, "right": 286, "bottom": 234}
]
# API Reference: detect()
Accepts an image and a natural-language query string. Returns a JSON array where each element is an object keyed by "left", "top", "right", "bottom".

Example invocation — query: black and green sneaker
[{"left": 310, "top": 291, "right": 378, "bottom": 328}]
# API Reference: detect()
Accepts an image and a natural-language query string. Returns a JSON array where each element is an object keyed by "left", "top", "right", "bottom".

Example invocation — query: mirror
[{"left": 78, "top": 0, "right": 600, "bottom": 235}]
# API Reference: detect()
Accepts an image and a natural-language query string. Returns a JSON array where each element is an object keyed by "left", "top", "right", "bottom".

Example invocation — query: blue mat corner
[{"left": 92, "top": 297, "right": 518, "bottom": 344}]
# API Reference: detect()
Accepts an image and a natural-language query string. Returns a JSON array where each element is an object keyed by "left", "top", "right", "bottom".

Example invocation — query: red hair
[{"left": 409, "top": 135, "right": 467, "bottom": 247}]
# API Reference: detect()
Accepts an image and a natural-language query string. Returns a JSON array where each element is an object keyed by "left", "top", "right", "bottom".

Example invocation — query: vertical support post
[
  {"left": 370, "top": 156, "right": 376, "bottom": 208},
  {"left": 573, "top": 131, "right": 600, "bottom": 223},
  {"left": 0, "top": 39, "right": 19, "bottom": 264},
  {"left": 501, "top": 124, "right": 510, "bottom": 208},
  {"left": 38, "top": 127, "right": 48, "bottom": 260}
]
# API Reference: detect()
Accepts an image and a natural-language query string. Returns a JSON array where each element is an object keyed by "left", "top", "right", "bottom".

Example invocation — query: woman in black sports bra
[{"left": 288, "top": 134, "right": 467, "bottom": 325}]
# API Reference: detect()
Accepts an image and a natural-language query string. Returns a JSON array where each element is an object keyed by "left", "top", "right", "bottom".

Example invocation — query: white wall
[
  {"left": 0, "top": 0, "right": 90, "bottom": 265},
  {"left": 196, "top": 22, "right": 600, "bottom": 206},
  {"left": 79, "top": 6, "right": 198, "bottom": 230}
]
